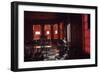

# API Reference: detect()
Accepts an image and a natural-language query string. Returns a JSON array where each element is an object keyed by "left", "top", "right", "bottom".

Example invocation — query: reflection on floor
[{"left": 24, "top": 39, "right": 70, "bottom": 61}]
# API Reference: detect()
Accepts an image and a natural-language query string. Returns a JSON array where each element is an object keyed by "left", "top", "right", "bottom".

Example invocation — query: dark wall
[
  {"left": 70, "top": 14, "right": 83, "bottom": 59},
  {"left": 24, "top": 12, "right": 33, "bottom": 45}
]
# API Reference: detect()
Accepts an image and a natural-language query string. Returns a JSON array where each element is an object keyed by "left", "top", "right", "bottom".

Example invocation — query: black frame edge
[
  {"left": 95, "top": 7, "right": 98, "bottom": 67},
  {"left": 12, "top": 64, "right": 97, "bottom": 72},
  {"left": 12, "top": 1, "right": 97, "bottom": 9},
  {"left": 11, "top": 2, "right": 18, "bottom": 71}
]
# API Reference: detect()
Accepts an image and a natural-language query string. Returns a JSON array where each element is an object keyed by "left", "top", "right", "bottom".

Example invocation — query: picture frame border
[{"left": 11, "top": 1, "right": 98, "bottom": 72}]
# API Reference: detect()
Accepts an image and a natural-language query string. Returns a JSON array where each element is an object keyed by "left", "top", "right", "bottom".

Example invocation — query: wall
[
  {"left": 70, "top": 14, "right": 83, "bottom": 58},
  {"left": 0, "top": 0, "right": 99, "bottom": 73}
]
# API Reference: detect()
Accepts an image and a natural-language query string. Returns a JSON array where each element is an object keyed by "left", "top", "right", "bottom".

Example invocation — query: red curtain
[{"left": 82, "top": 15, "right": 90, "bottom": 54}]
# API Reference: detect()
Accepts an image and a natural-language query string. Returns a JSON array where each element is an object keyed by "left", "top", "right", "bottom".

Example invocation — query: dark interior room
[{"left": 24, "top": 11, "right": 90, "bottom": 61}]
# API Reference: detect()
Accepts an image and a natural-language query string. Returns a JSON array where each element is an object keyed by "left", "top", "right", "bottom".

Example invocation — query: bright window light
[
  {"left": 67, "top": 23, "right": 71, "bottom": 42},
  {"left": 35, "top": 31, "right": 40, "bottom": 35},
  {"left": 46, "top": 31, "right": 50, "bottom": 34},
  {"left": 55, "top": 30, "right": 58, "bottom": 34}
]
